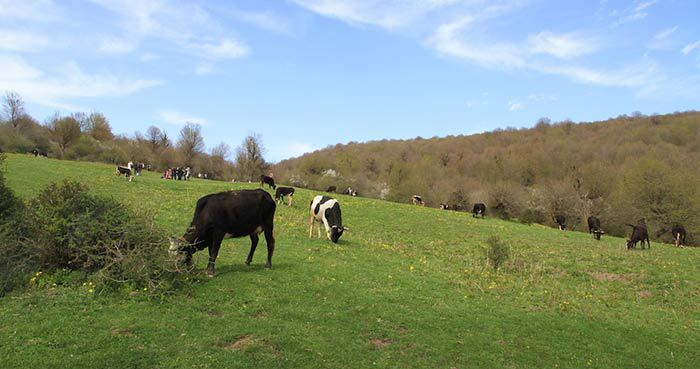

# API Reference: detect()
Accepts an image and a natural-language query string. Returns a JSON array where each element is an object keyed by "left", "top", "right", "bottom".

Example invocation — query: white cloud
[
  {"left": 647, "top": 25, "right": 678, "bottom": 50},
  {"left": 682, "top": 40, "right": 700, "bottom": 56},
  {"left": 195, "top": 63, "right": 215, "bottom": 76},
  {"left": 0, "top": 0, "right": 60, "bottom": 22},
  {"left": 508, "top": 102, "right": 523, "bottom": 111},
  {"left": 157, "top": 109, "right": 209, "bottom": 126},
  {"left": 528, "top": 31, "right": 598, "bottom": 59},
  {"left": 0, "top": 55, "right": 161, "bottom": 109},
  {"left": 97, "top": 36, "right": 136, "bottom": 54},
  {"left": 528, "top": 94, "right": 558, "bottom": 101},
  {"left": 194, "top": 39, "right": 248, "bottom": 59},
  {"left": 290, "top": 0, "right": 462, "bottom": 29},
  {"left": 0, "top": 29, "right": 54, "bottom": 52},
  {"left": 277, "top": 142, "right": 317, "bottom": 159},
  {"left": 612, "top": 0, "right": 659, "bottom": 27},
  {"left": 230, "top": 9, "right": 295, "bottom": 36}
]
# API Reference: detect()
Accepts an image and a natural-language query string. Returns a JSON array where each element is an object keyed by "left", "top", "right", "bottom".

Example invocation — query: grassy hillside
[{"left": 2, "top": 153, "right": 700, "bottom": 368}]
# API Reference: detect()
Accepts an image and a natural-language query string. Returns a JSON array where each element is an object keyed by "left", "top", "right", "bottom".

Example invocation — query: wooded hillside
[{"left": 273, "top": 111, "right": 700, "bottom": 244}]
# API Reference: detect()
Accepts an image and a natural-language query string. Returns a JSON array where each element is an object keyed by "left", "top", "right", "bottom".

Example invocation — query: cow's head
[
  {"left": 168, "top": 235, "right": 199, "bottom": 264},
  {"left": 329, "top": 225, "right": 348, "bottom": 243},
  {"left": 114, "top": 168, "right": 121, "bottom": 176}
]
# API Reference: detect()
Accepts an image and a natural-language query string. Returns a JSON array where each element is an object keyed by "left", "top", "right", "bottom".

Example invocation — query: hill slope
[{"left": 1, "top": 154, "right": 700, "bottom": 368}]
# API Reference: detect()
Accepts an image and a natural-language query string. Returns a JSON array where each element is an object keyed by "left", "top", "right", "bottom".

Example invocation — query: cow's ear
[{"left": 342, "top": 226, "right": 349, "bottom": 231}]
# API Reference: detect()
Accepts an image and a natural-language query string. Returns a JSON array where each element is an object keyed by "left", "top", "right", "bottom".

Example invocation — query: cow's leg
[
  {"left": 262, "top": 225, "right": 275, "bottom": 270},
  {"left": 309, "top": 211, "right": 315, "bottom": 238},
  {"left": 206, "top": 231, "right": 225, "bottom": 277},
  {"left": 245, "top": 233, "right": 259, "bottom": 266},
  {"left": 288, "top": 196, "right": 292, "bottom": 207}
]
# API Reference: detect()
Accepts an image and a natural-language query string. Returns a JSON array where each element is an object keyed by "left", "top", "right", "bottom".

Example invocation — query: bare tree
[
  {"left": 235, "top": 133, "right": 268, "bottom": 181},
  {"left": 210, "top": 142, "right": 232, "bottom": 179},
  {"left": 84, "top": 112, "right": 113, "bottom": 141},
  {"left": 3, "top": 91, "right": 26, "bottom": 129},
  {"left": 50, "top": 116, "right": 82, "bottom": 159},
  {"left": 146, "top": 126, "right": 163, "bottom": 151},
  {"left": 177, "top": 122, "right": 205, "bottom": 166}
]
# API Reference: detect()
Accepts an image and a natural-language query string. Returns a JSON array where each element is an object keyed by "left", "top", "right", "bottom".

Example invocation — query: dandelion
[
  {"left": 143, "top": 288, "right": 148, "bottom": 291},
  {"left": 88, "top": 289, "right": 94, "bottom": 293},
  {"left": 388, "top": 275, "right": 393, "bottom": 279},
  {"left": 409, "top": 265, "right": 415, "bottom": 272}
]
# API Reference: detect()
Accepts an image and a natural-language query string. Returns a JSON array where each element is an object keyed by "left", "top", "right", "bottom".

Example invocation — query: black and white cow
[
  {"left": 260, "top": 174, "right": 276, "bottom": 189},
  {"left": 626, "top": 222, "right": 650, "bottom": 250},
  {"left": 274, "top": 187, "right": 295, "bottom": 206},
  {"left": 672, "top": 224, "right": 686, "bottom": 247},
  {"left": 439, "top": 203, "right": 450, "bottom": 210},
  {"left": 472, "top": 203, "right": 486, "bottom": 218},
  {"left": 554, "top": 214, "right": 567, "bottom": 230},
  {"left": 114, "top": 165, "right": 133, "bottom": 182},
  {"left": 169, "top": 189, "right": 276, "bottom": 276},
  {"left": 587, "top": 216, "right": 604, "bottom": 240},
  {"left": 31, "top": 148, "right": 39, "bottom": 156},
  {"left": 342, "top": 187, "right": 358, "bottom": 196},
  {"left": 412, "top": 195, "right": 424, "bottom": 206},
  {"left": 309, "top": 195, "right": 347, "bottom": 243}
]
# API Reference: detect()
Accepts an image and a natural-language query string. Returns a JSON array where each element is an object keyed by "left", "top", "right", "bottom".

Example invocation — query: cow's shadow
[{"left": 209, "top": 262, "right": 293, "bottom": 277}]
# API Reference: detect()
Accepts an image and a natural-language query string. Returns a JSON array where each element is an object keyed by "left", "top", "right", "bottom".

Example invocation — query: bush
[
  {"left": 488, "top": 182, "right": 524, "bottom": 220},
  {"left": 484, "top": 236, "right": 510, "bottom": 270},
  {"left": 0, "top": 179, "right": 193, "bottom": 296}
]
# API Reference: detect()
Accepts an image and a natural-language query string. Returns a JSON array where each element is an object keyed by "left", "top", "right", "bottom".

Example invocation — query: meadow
[{"left": 1, "top": 153, "right": 699, "bottom": 368}]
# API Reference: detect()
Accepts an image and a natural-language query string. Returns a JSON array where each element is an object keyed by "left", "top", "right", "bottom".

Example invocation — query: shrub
[
  {"left": 488, "top": 182, "right": 524, "bottom": 220},
  {"left": 484, "top": 236, "right": 510, "bottom": 270}
]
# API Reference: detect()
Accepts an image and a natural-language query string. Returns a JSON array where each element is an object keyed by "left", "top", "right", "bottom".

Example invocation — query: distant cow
[
  {"left": 31, "top": 148, "right": 39, "bottom": 156},
  {"left": 412, "top": 195, "right": 424, "bottom": 206},
  {"left": 626, "top": 222, "right": 650, "bottom": 250},
  {"left": 168, "top": 189, "right": 276, "bottom": 276},
  {"left": 326, "top": 186, "right": 336, "bottom": 193},
  {"left": 587, "top": 216, "right": 604, "bottom": 240},
  {"left": 672, "top": 224, "right": 686, "bottom": 247},
  {"left": 440, "top": 203, "right": 450, "bottom": 210},
  {"left": 114, "top": 166, "right": 133, "bottom": 182},
  {"left": 259, "top": 175, "right": 276, "bottom": 189},
  {"left": 274, "top": 187, "right": 295, "bottom": 206},
  {"left": 309, "top": 195, "right": 347, "bottom": 243},
  {"left": 39, "top": 151, "right": 48, "bottom": 157},
  {"left": 472, "top": 203, "right": 486, "bottom": 218},
  {"left": 554, "top": 215, "right": 567, "bottom": 230},
  {"left": 342, "top": 187, "right": 358, "bottom": 196}
]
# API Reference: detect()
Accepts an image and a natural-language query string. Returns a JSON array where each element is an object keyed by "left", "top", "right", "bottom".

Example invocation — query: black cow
[
  {"left": 114, "top": 166, "right": 133, "bottom": 182},
  {"left": 672, "top": 224, "right": 686, "bottom": 247},
  {"left": 39, "top": 151, "right": 48, "bottom": 157},
  {"left": 554, "top": 215, "right": 567, "bottom": 230},
  {"left": 472, "top": 203, "right": 486, "bottom": 218},
  {"left": 587, "top": 216, "right": 604, "bottom": 240},
  {"left": 259, "top": 175, "right": 276, "bottom": 189},
  {"left": 412, "top": 195, "right": 424, "bottom": 206},
  {"left": 440, "top": 203, "right": 450, "bottom": 210},
  {"left": 309, "top": 195, "right": 347, "bottom": 243},
  {"left": 31, "top": 148, "right": 39, "bottom": 156},
  {"left": 626, "top": 222, "right": 650, "bottom": 250},
  {"left": 326, "top": 186, "right": 336, "bottom": 193},
  {"left": 274, "top": 187, "right": 295, "bottom": 206},
  {"left": 169, "top": 189, "right": 276, "bottom": 276}
]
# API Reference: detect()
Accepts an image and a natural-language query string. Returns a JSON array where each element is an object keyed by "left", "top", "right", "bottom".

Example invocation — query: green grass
[{"left": 2, "top": 153, "right": 700, "bottom": 368}]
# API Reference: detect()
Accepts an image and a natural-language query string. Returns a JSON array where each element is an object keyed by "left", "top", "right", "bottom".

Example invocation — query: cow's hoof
[
  {"left": 206, "top": 270, "right": 214, "bottom": 278},
  {"left": 265, "top": 265, "right": 271, "bottom": 270},
  {"left": 244, "top": 261, "right": 251, "bottom": 266}
]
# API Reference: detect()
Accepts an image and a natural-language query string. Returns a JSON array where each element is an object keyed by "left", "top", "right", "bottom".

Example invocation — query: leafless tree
[
  {"left": 235, "top": 133, "right": 268, "bottom": 181},
  {"left": 3, "top": 91, "right": 26, "bottom": 129},
  {"left": 177, "top": 122, "right": 205, "bottom": 166}
]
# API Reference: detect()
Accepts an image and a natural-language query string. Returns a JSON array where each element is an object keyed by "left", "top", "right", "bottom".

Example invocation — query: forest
[{"left": 272, "top": 111, "right": 700, "bottom": 244}]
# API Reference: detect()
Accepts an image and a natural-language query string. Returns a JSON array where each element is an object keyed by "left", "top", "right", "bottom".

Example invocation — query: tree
[
  {"left": 3, "top": 91, "right": 26, "bottom": 129},
  {"left": 235, "top": 134, "right": 268, "bottom": 181},
  {"left": 209, "top": 142, "right": 231, "bottom": 179},
  {"left": 83, "top": 112, "right": 113, "bottom": 142},
  {"left": 50, "top": 116, "right": 82, "bottom": 159},
  {"left": 177, "top": 123, "right": 205, "bottom": 166},
  {"left": 146, "top": 126, "right": 164, "bottom": 151}
]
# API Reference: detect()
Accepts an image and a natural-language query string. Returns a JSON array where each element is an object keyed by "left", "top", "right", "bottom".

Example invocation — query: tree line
[
  {"left": 272, "top": 111, "right": 700, "bottom": 245},
  {"left": 0, "top": 91, "right": 269, "bottom": 181}
]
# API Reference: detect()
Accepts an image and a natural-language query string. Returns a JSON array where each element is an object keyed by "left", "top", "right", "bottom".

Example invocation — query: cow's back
[{"left": 189, "top": 189, "right": 275, "bottom": 239}]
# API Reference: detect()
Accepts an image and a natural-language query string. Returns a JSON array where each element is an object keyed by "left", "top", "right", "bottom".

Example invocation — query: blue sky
[{"left": 1, "top": 0, "right": 699, "bottom": 162}]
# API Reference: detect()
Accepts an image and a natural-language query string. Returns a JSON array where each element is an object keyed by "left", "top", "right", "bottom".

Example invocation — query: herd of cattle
[{"left": 162, "top": 175, "right": 689, "bottom": 276}]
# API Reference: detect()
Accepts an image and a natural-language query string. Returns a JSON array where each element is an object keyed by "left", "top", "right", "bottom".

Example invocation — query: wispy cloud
[
  {"left": 647, "top": 25, "right": 678, "bottom": 50},
  {"left": 192, "top": 39, "right": 248, "bottom": 59},
  {"left": 0, "top": 55, "right": 161, "bottom": 109},
  {"left": 528, "top": 31, "right": 598, "bottom": 59},
  {"left": 195, "top": 63, "right": 215, "bottom": 76},
  {"left": 97, "top": 36, "right": 136, "bottom": 54},
  {"left": 611, "top": 0, "right": 659, "bottom": 27},
  {"left": 508, "top": 102, "right": 523, "bottom": 111},
  {"left": 157, "top": 109, "right": 209, "bottom": 126},
  {"left": 681, "top": 40, "right": 700, "bottom": 56},
  {"left": 528, "top": 94, "right": 558, "bottom": 102},
  {"left": 0, "top": 0, "right": 60, "bottom": 22},
  {"left": 0, "top": 29, "right": 56, "bottom": 52}
]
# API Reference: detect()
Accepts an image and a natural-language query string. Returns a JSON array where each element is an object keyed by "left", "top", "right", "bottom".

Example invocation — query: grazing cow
[
  {"left": 412, "top": 195, "right": 424, "bottom": 206},
  {"left": 168, "top": 189, "right": 276, "bottom": 276},
  {"left": 309, "top": 195, "right": 347, "bottom": 243},
  {"left": 672, "top": 224, "right": 686, "bottom": 247},
  {"left": 626, "top": 222, "right": 650, "bottom": 250},
  {"left": 472, "top": 203, "right": 486, "bottom": 218},
  {"left": 326, "top": 186, "right": 337, "bottom": 193},
  {"left": 39, "top": 151, "right": 48, "bottom": 157},
  {"left": 114, "top": 166, "right": 133, "bottom": 182},
  {"left": 259, "top": 174, "right": 276, "bottom": 189},
  {"left": 440, "top": 203, "right": 450, "bottom": 210},
  {"left": 31, "top": 148, "right": 39, "bottom": 157},
  {"left": 274, "top": 187, "right": 295, "bottom": 206},
  {"left": 554, "top": 214, "right": 567, "bottom": 230},
  {"left": 587, "top": 216, "right": 604, "bottom": 240}
]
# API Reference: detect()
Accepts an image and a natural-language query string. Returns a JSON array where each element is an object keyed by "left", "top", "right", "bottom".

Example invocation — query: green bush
[{"left": 484, "top": 236, "right": 510, "bottom": 270}]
